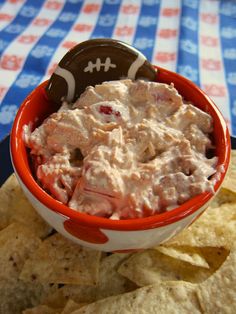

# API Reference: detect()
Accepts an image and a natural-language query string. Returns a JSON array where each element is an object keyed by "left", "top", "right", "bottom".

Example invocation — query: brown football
[{"left": 46, "top": 38, "right": 157, "bottom": 104}]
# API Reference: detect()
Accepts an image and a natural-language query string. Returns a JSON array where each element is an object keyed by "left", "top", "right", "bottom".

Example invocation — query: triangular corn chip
[
  {"left": 0, "top": 223, "right": 52, "bottom": 314},
  {"left": 166, "top": 203, "right": 236, "bottom": 249},
  {"left": 0, "top": 174, "right": 51, "bottom": 238},
  {"left": 154, "top": 245, "right": 209, "bottom": 268},
  {"left": 68, "top": 281, "right": 202, "bottom": 314},
  {"left": 118, "top": 249, "right": 226, "bottom": 287},
  {"left": 20, "top": 233, "right": 101, "bottom": 285},
  {"left": 61, "top": 299, "right": 87, "bottom": 314},
  {"left": 44, "top": 253, "right": 136, "bottom": 308},
  {"left": 196, "top": 245, "right": 236, "bottom": 313}
]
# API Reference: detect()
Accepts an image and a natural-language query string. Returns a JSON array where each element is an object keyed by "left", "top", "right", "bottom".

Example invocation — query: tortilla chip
[
  {"left": 0, "top": 174, "right": 52, "bottom": 238},
  {"left": 68, "top": 281, "right": 202, "bottom": 314},
  {"left": 61, "top": 300, "right": 87, "bottom": 314},
  {"left": 196, "top": 244, "right": 236, "bottom": 313},
  {"left": 0, "top": 223, "right": 54, "bottom": 314},
  {"left": 1, "top": 159, "right": 235, "bottom": 313},
  {"left": 0, "top": 223, "right": 41, "bottom": 275},
  {"left": 198, "top": 246, "right": 229, "bottom": 270},
  {"left": 222, "top": 150, "right": 236, "bottom": 193},
  {"left": 210, "top": 188, "right": 236, "bottom": 208},
  {"left": 23, "top": 305, "right": 60, "bottom": 314},
  {"left": 165, "top": 203, "right": 236, "bottom": 249},
  {"left": 20, "top": 233, "right": 101, "bottom": 285},
  {"left": 154, "top": 245, "right": 209, "bottom": 268},
  {"left": 118, "top": 249, "right": 224, "bottom": 287},
  {"left": 44, "top": 253, "right": 136, "bottom": 308}
]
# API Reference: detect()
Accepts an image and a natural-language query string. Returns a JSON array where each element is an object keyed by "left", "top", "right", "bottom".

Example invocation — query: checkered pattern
[{"left": 0, "top": 0, "right": 236, "bottom": 141}]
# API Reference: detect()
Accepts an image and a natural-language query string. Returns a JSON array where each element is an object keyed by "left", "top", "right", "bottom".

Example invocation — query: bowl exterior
[{"left": 10, "top": 67, "right": 231, "bottom": 252}]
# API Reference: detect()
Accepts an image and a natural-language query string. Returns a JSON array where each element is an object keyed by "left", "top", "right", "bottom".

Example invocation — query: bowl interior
[{"left": 11, "top": 67, "right": 231, "bottom": 230}]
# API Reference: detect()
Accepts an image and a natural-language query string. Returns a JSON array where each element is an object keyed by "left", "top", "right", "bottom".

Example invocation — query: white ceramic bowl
[{"left": 10, "top": 67, "right": 231, "bottom": 252}]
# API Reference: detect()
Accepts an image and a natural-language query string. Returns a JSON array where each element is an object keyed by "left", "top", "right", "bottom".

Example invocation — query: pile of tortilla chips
[{"left": 0, "top": 151, "right": 235, "bottom": 314}]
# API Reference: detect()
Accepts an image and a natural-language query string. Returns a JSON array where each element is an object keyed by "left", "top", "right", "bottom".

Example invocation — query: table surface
[{"left": 0, "top": 0, "right": 236, "bottom": 142}]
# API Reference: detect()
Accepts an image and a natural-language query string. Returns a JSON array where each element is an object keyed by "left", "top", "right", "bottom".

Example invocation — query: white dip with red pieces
[{"left": 24, "top": 80, "right": 218, "bottom": 219}]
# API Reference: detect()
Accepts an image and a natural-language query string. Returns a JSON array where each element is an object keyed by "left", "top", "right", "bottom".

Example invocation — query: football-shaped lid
[{"left": 46, "top": 38, "right": 157, "bottom": 104}]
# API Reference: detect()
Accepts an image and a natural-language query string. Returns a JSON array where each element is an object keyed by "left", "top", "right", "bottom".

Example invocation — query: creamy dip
[{"left": 24, "top": 80, "right": 217, "bottom": 219}]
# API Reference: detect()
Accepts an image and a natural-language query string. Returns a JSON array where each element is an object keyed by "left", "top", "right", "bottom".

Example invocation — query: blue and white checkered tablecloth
[{"left": 0, "top": 0, "right": 236, "bottom": 141}]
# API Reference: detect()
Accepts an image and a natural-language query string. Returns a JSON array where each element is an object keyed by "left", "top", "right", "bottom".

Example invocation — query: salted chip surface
[
  {"left": 69, "top": 281, "right": 202, "bottom": 314},
  {"left": 222, "top": 150, "right": 236, "bottom": 193},
  {"left": 117, "top": 249, "right": 219, "bottom": 287},
  {"left": 61, "top": 299, "right": 87, "bottom": 314},
  {"left": 166, "top": 203, "right": 236, "bottom": 249},
  {"left": 0, "top": 223, "right": 52, "bottom": 314},
  {"left": 0, "top": 174, "right": 51, "bottom": 238},
  {"left": 44, "top": 253, "right": 136, "bottom": 308},
  {"left": 1, "top": 158, "right": 235, "bottom": 313},
  {"left": 20, "top": 233, "right": 101, "bottom": 285},
  {"left": 210, "top": 187, "right": 236, "bottom": 207},
  {"left": 196, "top": 245, "right": 236, "bottom": 313},
  {"left": 0, "top": 223, "right": 41, "bottom": 276},
  {"left": 197, "top": 247, "right": 229, "bottom": 270},
  {"left": 154, "top": 245, "right": 209, "bottom": 268},
  {"left": 23, "top": 305, "right": 60, "bottom": 314}
]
